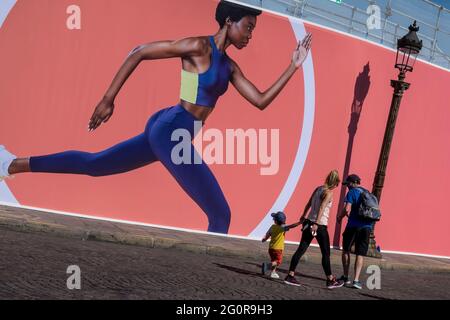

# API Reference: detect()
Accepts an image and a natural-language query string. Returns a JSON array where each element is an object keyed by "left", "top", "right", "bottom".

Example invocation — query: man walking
[{"left": 337, "top": 174, "right": 374, "bottom": 289}]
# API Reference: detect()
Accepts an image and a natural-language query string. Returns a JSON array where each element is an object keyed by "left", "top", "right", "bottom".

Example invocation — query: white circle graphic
[{"left": 248, "top": 19, "right": 316, "bottom": 238}]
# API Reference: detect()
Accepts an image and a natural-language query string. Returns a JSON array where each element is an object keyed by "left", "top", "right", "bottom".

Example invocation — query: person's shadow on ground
[
  {"left": 214, "top": 262, "right": 394, "bottom": 300},
  {"left": 213, "top": 262, "right": 323, "bottom": 283}
]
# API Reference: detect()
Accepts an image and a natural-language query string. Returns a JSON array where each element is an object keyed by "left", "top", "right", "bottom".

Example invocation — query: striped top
[{"left": 180, "top": 36, "right": 231, "bottom": 108}]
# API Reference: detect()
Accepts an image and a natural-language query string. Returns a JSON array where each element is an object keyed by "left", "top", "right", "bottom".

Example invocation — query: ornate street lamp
[
  {"left": 394, "top": 21, "right": 423, "bottom": 74},
  {"left": 368, "top": 21, "right": 423, "bottom": 258}
]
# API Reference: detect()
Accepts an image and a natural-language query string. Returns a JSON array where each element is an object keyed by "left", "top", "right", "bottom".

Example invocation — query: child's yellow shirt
[{"left": 269, "top": 224, "right": 286, "bottom": 250}]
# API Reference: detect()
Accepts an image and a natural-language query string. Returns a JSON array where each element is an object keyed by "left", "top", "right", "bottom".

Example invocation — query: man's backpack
[{"left": 357, "top": 188, "right": 381, "bottom": 221}]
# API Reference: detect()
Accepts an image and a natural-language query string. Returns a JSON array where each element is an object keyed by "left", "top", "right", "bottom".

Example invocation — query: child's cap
[{"left": 271, "top": 211, "right": 286, "bottom": 224}]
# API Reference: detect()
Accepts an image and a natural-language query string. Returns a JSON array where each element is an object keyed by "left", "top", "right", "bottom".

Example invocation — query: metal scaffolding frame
[{"left": 238, "top": 0, "right": 450, "bottom": 69}]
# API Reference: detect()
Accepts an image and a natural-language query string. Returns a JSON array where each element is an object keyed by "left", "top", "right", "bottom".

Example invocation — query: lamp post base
[{"left": 366, "top": 232, "right": 382, "bottom": 259}]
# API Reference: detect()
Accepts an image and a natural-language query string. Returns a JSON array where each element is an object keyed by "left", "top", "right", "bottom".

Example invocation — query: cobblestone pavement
[{"left": 0, "top": 229, "right": 449, "bottom": 300}]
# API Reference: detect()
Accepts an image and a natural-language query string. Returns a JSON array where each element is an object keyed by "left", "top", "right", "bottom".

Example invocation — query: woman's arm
[
  {"left": 229, "top": 33, "right": 312, "bottom": 110},
  {"left": 300, "top": 189, "right": 315, "bottom": 222},
  {"left": 88, "top": 37, "right": 206, "bottom": 131},
  {"left": 104, "top": 38, "right": 205, "bottom": 101}
]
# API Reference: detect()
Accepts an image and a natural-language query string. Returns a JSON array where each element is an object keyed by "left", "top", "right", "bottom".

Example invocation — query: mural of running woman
[{"left": 0, "top": 1, "right": 312, "bottom": 234}]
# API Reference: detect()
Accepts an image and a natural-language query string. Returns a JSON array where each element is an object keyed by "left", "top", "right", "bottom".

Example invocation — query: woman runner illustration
[{"left": 0, "top": 1, "right": 312, "bottom": 234}]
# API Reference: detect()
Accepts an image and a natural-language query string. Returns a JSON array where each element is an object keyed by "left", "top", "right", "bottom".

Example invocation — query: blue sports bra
[{"left": 180, "top": 36, "right": 231, "bottom": 108}]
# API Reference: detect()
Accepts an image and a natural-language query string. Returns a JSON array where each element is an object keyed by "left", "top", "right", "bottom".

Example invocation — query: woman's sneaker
[
  {"left": 338, "top": 275, "right": 352, "bottom": 287},
  {"left": 326, "top": 276, "right": 345, "bottom": 289},
  {"left": 0, "top": 146, "right": 16, "bottom": 180},
  {"left": 284, "top": 275, "right": 301, "bottom": 287}
]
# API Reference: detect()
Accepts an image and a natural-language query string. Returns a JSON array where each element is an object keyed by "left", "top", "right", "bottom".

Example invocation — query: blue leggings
[{"left": 29, "top": 105, "right": 231, "bottom": 233}]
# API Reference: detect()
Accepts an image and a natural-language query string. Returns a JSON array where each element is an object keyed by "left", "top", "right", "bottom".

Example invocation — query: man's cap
[
  {"left": 271, "top": 211, "right": 286, "bottom": 224},
  {"left": 343, "top": 174, "right": 361, "bottom": 185}
]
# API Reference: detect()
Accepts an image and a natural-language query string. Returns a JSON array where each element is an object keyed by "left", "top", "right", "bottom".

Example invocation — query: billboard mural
[{"left": 0, "top": 0, "right": 449, "bottom": 257}]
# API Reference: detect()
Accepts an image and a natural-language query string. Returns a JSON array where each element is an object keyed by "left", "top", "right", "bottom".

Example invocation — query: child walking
[{"left": 261, "top": 211, "right": 300, "bottom": 279}]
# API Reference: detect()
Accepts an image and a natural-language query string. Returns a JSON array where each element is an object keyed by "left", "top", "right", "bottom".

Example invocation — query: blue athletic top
[{"left": 180, "top": 36, "right": 232, "bottom": 108}]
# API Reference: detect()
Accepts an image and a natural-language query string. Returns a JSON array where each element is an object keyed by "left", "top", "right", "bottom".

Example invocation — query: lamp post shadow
[{"left": 332, "top": 62, "right": 371, "bottom": 248}]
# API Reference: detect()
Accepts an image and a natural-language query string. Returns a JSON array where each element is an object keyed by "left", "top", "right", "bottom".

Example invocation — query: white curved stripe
[
  {"left": 0, "top": 0, "right": 17, "bottom": 29},
  {"left": 248, "top": 19, "right": 316, "bottom": 238},
  {"left": 0, "top": 1, "right": 19, "bottom": 204}
]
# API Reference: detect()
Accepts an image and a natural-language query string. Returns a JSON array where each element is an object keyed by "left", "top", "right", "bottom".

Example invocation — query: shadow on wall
[{"left": 332, "top": 62, "right": 371, "bottom": 248}]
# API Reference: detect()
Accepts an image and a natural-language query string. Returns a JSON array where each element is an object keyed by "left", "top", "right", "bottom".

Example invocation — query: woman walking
[{"left": 284, "top": 170, "right": 344, "bottom": 289}]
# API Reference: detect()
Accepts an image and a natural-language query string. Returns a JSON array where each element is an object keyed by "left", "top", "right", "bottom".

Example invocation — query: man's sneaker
[
  {"left": 352, "top": 280, "right": 363, "bottom": 290},
  {"left": 284, "top": 275, "right": 301, "bottom": 287},
  {"left": 270, "top": 271, "right": 280, "bottom": 279},
  {"left": 338, "top": 275, "right": 352, "bottom": 287},
  {"left": 0, "top": 146, "right": 17, "bottom": 181},
  {"left": 261, "top": 262, "right": 269, "bottom": 275},
  {"left": 326, "top": 276, "right": 345, "bottom": 289}
]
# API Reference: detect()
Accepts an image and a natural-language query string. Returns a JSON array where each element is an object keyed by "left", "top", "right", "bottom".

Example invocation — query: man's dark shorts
[{"left": 343, "top": 227, "right": 371, "bottom": 256}]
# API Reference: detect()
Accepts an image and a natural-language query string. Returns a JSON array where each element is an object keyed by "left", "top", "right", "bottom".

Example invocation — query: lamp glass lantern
[{"left": 395, "top": 21, "right": 423, "bottom": 74}]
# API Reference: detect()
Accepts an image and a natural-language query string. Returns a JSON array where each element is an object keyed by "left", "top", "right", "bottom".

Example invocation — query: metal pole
[
  {"left": 293, "top": 0, "right": 302, "bottom": 17},
  {"left": 349, "top": 7, "right": 356, "bottom": 33},
  {"left": 381, "top": 0, "right": 392, "bottom": 45},
  {"left": 431, "top": 6, "right": 442, "bottom": 62},
  {"left": 302, "top": 0, "right": 308, "bottom": 17},
  {"left": 372, "top": 71, "right": 410, "bottom": 201},
  {"left": 367, "top": 71, "right": 411, "bottom": 258},
  {"left": 394, "top": 24, "right": 400, "bottom": 50}
]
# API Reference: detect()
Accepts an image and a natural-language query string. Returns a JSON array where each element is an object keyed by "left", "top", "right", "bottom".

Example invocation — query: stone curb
[{"left": 0, "top": 216, "right": 449, "bottom": 274}]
